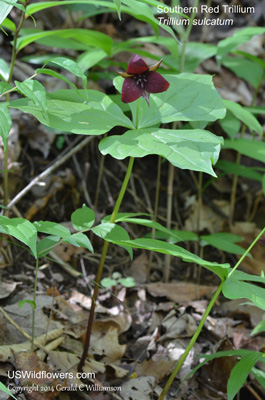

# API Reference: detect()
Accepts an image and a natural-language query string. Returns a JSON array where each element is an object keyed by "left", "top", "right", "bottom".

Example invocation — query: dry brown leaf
[
  {"left": 135, "top": 358, "right": 175, "bottom": 382},
  {"left": 128, "top": 253, "right": 148, "bottom": 284},
  {"left": 146, "top": 282, "right": 217, "bottom": 303},
  {"left": 0, "top": 281, "right": 20, "bottom": 299},
  {"left": 88, "top": 321, "right": 126, "bottom": 364},
  {"left": 120, "top": 376, "right": 159, "bottom": 400},
  {"left": 14, "top": 352, "right": 60, "bottom": 399},
  {"left": 160, "top": 310, "right": 197, "bottom": 339}
]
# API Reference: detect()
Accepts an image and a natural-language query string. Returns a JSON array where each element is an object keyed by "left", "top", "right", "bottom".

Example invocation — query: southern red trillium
[{"left": 117, "top": 55, "right": 170, "bottom": 105}]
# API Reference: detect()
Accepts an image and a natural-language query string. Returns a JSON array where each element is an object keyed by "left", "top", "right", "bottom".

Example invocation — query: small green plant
[{"left": 101, "top": 272, "right": 136, "bottom": 289}]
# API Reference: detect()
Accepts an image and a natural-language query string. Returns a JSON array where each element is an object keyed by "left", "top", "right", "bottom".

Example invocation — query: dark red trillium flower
[{"left": 117, "top": 55, "right": 170, "bottom": 106}]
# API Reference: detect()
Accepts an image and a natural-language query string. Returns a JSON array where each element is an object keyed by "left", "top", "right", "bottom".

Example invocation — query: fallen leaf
[{"left": 146, "top": 282, "right": 217, "bottom": 303}]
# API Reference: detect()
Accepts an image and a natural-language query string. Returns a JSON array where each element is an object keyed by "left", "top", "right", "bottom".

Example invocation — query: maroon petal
[
  {"left": 121, "top": 77, "right": 143, "bottom": 103},
  {"left": 144, "top": 71, "right": 170, "bottom": 94},
  {"left": 126, "top": 55, "right": 149, "bottom": 75}
]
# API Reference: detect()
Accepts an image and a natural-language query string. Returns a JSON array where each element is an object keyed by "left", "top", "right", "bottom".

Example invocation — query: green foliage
[
  {"left": 223, "top": 270, "right": 265, "bottom": 311},
  {"left": 71, "top": 204, "right": 95, "bottom": 231},
  {"left": 0, "top": 0, "right": 18, "bottom": 25},
  {"left": 200, "top": 233, "right": 246, "bottom": 255},
  {"left": 227, "top": 352, "right": 264, "bottom": 400},
  {"left": 101, "top": 272, "right": 136, "bottom": 288},
  {"left": 114, "top": 73, "right": 226, "bottom": 128},
  {"left": 217, "top": 27, "right": 265, "bottom": 60},
  {"left": 224, "top": 139, "right": 265, "bottom": 163},
  {"left": 0, "top": 216, "right": 37, "bottom": 258},
  {"left": 18, "top": 299, "right": 36, "bottom": 310},
  {"left": 0, "top": 58, "right": 9, "bottom": 81},
  {"left": 111, "top": 237, "right": 230, "bottom": 280},
  {"left": 99, "top": 128, "right": 223, "bottom": 176},
  {"left": 223, "top": 100, "right": 263, "bottom": 137},
  {"left": 17, "top": 28, "right": 113, "bottom": 54},
  {"left": 251, "top": 320, "right": 265, "bottom": 336},
  {"left": 0, "top": 103, "right": 11, "bottom": 150},
  {"left": 8, "top": 89, "right": 134, "bottom": 134}
]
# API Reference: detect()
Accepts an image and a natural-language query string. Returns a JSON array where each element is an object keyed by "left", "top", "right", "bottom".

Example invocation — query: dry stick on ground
[{"left": 7, "top": 136, "right": 94, "bottom": 210}]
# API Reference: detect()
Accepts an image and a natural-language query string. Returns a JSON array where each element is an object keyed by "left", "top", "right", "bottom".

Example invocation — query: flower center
[{"left": 134, "top": 74, "right": 147, "bottom": 88}]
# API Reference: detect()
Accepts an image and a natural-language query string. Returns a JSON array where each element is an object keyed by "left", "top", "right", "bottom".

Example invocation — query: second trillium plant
[{"left": 117, "top": 55, "right": 170, "bottom": 105}]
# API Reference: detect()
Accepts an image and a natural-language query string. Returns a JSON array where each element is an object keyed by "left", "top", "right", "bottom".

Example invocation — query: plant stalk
[
  {"left": 158, "top": 282, "right": 223, "bottom": 400},
  {"left": 31, "top": 257, "right": 39, "bottom": 351},
  {"left": 78, "top": 98, "right": 140, "bottom": 371},
  {"left": 4, "top": 0, "right": 29, "bottom": 209}
]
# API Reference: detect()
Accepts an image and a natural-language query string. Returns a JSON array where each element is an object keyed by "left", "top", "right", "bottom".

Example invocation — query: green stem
[
  {"left": 179, "top": 0, "right": 199, "bottom": 72},
  {"left": 4, "top": 1, "right": 29, "bottom": 209},
  {"left": 78, "top": 99, "right": 140, "bottom": 371},
  {"left": 158, "top": 282, "right": 223, "bottom": 400},
  {"left": 229, "top": 226, "right": 265, "bottom": 277},
  {"left": 31, "top": 256, "right": 39, "bottom": 352}
]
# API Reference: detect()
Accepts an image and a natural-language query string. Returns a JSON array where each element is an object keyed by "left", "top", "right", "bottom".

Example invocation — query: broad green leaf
[
  {"left": 181, "top": 349, "right": 255, "bottom": 387},
  {"left": 9, "top": 89, "right": 134, "bottom": 134},
  {"left": 17, "top": 29, "right": 113, "bottom": 54},
  {"left": 245, "top": 106, "right": 265, "bottom": 115},
  {"left": 71, "top": 205, "right": 95, "bottom": 231},
  {"left": 223, "top": 270, "right": 265, "bottom": 311},
  {"left": 222, "top": 56, "right": 264, "bottom": 89},
  {"left": 114, "top": 73, "right": 226, "bottom": 128},
  {"left": 26, "top": 0, "right": 172, "bottom": 40},
  {"left": 125, "top": 36, "right": 179, "bottom": 63},
  {"left": 227, "top": 352, "right": 264, "bottom": 400},
  {"left": 18, "top": 299, "right": 36, "bottom": 310},
  {"left": 223, "top": 139, "right": 265, "bottom": 164},
  {"left": 0, "top": 103, "right": 12, "bottom": 151},
  {"left": 0, "top": 381, "right": 18, "bottom": 400},
  {"left": 37, "top": 235, "right": 60, "bottom": 257},
  {"left": 183, "top": 42, "right": 217, "bottom": 72},
  {"left": 101, "top": 278, "right": 117, "bottom": 288},
  {"left": 201, "top": 232, "right": 245, "bottom": 255},
  {"left": 113, "top": 0, "right": 121, "bottom": 19},
  {"left": 92, "top": 222, "right": 133, "bottom": 258},
  {"left": 224, "top": 100, "right": 262, "bottom": 136},
  {"left": 0, "top": 216, "right": 37, "bottom": 258},
  {"left": 145, "top": 230, "right": 198, "bottom": 244},
  {"left": 112, "top": 238, "right": 230, "bottom": 279},
  {"left": 103, "top": 214, "right": 184, "bottom": 242},
  {"left": 99, "top": 128, "right": 223, "bottom": 176},
  {"left": 119, "top": 277, "right": 136, "bottom": 287},
  {"left": 251, "top": 320, "right": 265, "bottom": 336},
  {"left": 0, "top": 81, "right": 13, "bottom": 95},
  {"left": 217, "top": 27, "right": 265, "bottom": 60},
  {"left": 35, "top": 68, "right": 77, "bottom": 90},
  {"left": 0, "top": 0, "right": 18, "bottom": 24},
  {"left": 1, "top": 17, "right": 16, "bottom": 31},
  {"left": 77, "top": 48, "right": 107, "bottom": 72},
  {"left": 34, "top": 221, "right": 71, "bottom": 239},
  {"left": 219, "top": 110, "right": 240, "bottom": 140},
  {"left": 216, "top": 160, "right": 263, "bottom": 182},
  {"left": 0, "top": 58, "right": 9, "bottom": 81},
  {"left": 92, "top": 222, "right": 129, "bottom": 242},
  {"left": 71, "top": 232, "right": 93, "bottom": 253},
  {"left": 252, "top": 367, "right": 265, "bottom": 388},
  {"left": 15, "top": 79, "right": 48, "bottom": 120},
  {"left": 46, "top": 56, "right": 87, "bottom": 89}
]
